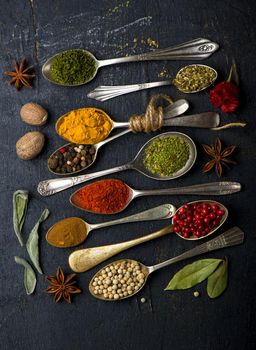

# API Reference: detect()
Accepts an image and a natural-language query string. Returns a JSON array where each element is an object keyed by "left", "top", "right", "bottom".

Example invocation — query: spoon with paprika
[{"left": 68, "top": 200, "right": 228, "bottom": 273}]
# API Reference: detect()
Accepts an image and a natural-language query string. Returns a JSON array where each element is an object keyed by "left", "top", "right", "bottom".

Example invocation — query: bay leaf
[
  {"left": 207, "top": 258, "right": 228, "bottom": 298},
  {"left": 26, "top": 208, "right": 50, "bottom": 274},
  {"left": 13, "top": 190, "right": 29, "bottom": 246},
  {"left": 14, "top": 256, "right": 36, "bottom": 295},
  {"left": 165, "top": 259, "right": 222, "bottom": 290}
]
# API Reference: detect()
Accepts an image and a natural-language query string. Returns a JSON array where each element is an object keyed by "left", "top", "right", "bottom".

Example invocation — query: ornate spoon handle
[
  {"left": 98, "top": 38, "right": 219, "bottom": 67},
  {"left": 149, "top": 227, "right": 244, "bottom": 273}
]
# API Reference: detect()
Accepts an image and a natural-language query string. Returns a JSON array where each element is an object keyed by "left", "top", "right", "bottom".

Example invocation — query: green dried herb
[
  {"left": 26, "top": 208, "right": 50, "bottom": 274},
  {"left": 14, "top": 256, "right": 36, "bottom": 295},
  {"left": 13, "top": 190, "right": 29, "bottom": 246},
  {"left": 207, "top": 258, "right": 228, "bottom": 298},
  {"left": 173, "top": 64, "right": 217, "bottom": 93},
  {"left": 50, "top": 49, "right": 97, "bottom": 85},
  {"left": 165, "top": 259, "right": 222, "bottom": 290},
  {"left": 144, "top": 136, "right": 190, "bottom": 176}
]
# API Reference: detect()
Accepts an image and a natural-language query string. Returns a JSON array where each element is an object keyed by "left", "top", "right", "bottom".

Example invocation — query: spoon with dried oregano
[{"left": 88, "top": 64, "right": 218, "bottom": 101}]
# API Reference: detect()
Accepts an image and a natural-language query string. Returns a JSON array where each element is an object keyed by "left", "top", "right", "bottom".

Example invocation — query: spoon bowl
[{"left": 42, "top": 49, "right": 99, "bottom": 86}]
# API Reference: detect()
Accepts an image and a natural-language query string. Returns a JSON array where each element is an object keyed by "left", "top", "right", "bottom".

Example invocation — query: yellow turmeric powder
[{"left": 56, "top": 108, "right": 113, "bottom": 144}]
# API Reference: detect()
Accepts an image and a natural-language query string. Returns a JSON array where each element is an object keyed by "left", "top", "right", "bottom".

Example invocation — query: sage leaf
[
  {"left": 165, "top": 259, "right": 223, "bottom": 290},
  {"left": 207, "top": 258, "right": 228, "bottom": 298},
  {"left": 13, "top": 190, "right": 29, "bottom": 246},
  {"left": 14, "top": 256, "right": 36, "bottom": 295},
  {"left": 26, "top": 208, "right": 50, "bottom": 274}
]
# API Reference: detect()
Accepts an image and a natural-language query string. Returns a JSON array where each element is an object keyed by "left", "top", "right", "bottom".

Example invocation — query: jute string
[{"left": 129, "top": 94, "right": 174, "bottom": 133}]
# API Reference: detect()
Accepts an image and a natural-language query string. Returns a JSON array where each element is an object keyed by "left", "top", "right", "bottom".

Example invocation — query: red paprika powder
[{"left": 70, "top": 179, "right": 131, "bottom": 214}]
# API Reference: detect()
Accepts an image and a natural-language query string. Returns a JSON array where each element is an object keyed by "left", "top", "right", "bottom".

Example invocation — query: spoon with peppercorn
[
  {"left": 68, "top": 200, "right": 228, "bottom": 273},
  {"left": 38, "top": 131, "right": 197, "bottom": 195},
  {"left": 42, "top": 38, "right": 219, "bottom": 86},
  {"left": 88, "top": 226, "right": 244, "bottom": 301},
  {"left": 48, "top": 100, "right": 190, "bottom": 175},
  {"left": 88, "top": 64, "right": 217, "bottom": 101}
]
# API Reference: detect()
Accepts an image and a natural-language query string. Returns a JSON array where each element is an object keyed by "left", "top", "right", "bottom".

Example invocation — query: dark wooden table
[{"left": 1, "top": 1, "right": 256, "bottom": 349}]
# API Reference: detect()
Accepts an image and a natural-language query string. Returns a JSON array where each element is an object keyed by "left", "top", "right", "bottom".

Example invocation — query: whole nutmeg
[
  {"left": 20, "top": 102, "right": 48, "bottom": 126},
  {"left": 16, "top": 131, "right": 45, "bottom": 160}
]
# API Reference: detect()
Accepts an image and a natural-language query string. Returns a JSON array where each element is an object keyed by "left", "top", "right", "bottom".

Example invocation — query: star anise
[
  {"left": 46, "top": 266, "right": 81, "bottom": 303},
  {"left": 4, "top": 58, "right": 35, "bottom": 90},
  {"left": 202, "top": 138, "right": 236, "bottom": 177}
]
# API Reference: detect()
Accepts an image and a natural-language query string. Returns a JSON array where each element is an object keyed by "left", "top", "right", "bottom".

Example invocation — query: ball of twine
[{"left": 129, "top": 94, "right": 173, "bottom": 133}]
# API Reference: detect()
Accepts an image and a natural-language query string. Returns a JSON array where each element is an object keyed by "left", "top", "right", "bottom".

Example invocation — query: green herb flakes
[
  {"left": 207, "top": 258, "right": 228, "bottom": 298},
  {"left": 165, "top": 259, "right": 222, "bottom": 290},
  {"left": 13, "top": 190, "right": 29, "bottom": 246},
  {"left": 144, "top": 136, "right": 190, "bottom": 176},
  {"left": 50, "top": 49, "right": 97, "bottom": 85},
  {"left": 26, "top": 208, "right": 50, "bottom": 274},
  {"left": 14, "top": 256, "right": 36, "bottom": 295}
]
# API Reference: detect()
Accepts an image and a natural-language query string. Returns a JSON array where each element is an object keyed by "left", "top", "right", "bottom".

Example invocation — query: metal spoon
[
  {"left": 46, "top": 204, "right": 176, "bottom": 248},
  {"left": 42, "top": 38, "right": 219, "bottom": 86},
  {"left": 88, "top": 226, "right": 244, "bottom": 301},
  {"left": 38, "top": 132, "right": 197, "bottom": 196},
  {"left": 88, "top": 64, "right": 217, "bottom": 101},
  {"left": 68, "top": 200, "right": 227, "bottom": 272}
]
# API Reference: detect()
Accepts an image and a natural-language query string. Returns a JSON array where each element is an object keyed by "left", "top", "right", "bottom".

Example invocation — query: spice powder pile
[{"left": 71, "top": 179, "right": 130, "bottom": 214}]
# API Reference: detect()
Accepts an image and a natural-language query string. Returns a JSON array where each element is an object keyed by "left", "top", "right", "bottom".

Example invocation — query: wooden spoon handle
[{"left": 68, "top": 224, "right": 173, "bottom": 273}]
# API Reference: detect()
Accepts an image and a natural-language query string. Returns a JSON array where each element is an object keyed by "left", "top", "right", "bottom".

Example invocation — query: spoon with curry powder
[
  {"left": 88, "top": 64, "right": 217, "bottom": 101},
  {"left": 46, "top": 204, "right": 176, "bottom": 248},
  {"left": 87, "top": 227, "right": 244, "bottom": 301},
  {"left": 42, "top": 38, "right": 219, "bottom": 86},
  {"left": 68, "top": 200, "right": 228, "bottom": 273}
]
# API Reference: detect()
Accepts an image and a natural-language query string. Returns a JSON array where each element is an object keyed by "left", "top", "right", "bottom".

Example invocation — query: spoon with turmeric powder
[{"left": 46, "top": 204, "right": 176, "bottom": 248}]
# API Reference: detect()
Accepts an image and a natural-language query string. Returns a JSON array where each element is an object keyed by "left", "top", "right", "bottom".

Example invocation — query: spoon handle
[
  {"left": 150, "top": 227, "right": 244, "bottom": 273},
  {"left": 136, "top": 182, "right": 242, "bottom": 198},
  {"left": 37, "top": 162, "right": 133, "bottom": 196},
  {"left": 69, "top": 224, "right": 174, "bottom": 272},
  {"left": 163, "top": 112, "right": 220, "bottom": 128},
  {"left": 98, "top": 38, "right": 219, "bottom": 68},
  {"left": 91, "top": 204, "right": 176, "bottom": 230},
  {"left": 87, "top": 81, "right": 171, "bottom": 101}
]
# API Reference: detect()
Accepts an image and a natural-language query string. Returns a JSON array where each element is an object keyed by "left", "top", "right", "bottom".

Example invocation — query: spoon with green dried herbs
[
  {"left": 88, "top": 227, "right": 244, "bottom": 301},
  {"left": 68, "top": 200, "right": 228, "bottom": 272},
  {"left": 38, "top": 132, "right": 197, "bottom": 196},
  {"left": 46, "top": 204, "right": 176, "bottom": 248},
  {"left": 88, "top": 64, "right": 217, "bottom": 101},
  {"left": 42, "top": 38, "right": 219, "bottom": 86}
]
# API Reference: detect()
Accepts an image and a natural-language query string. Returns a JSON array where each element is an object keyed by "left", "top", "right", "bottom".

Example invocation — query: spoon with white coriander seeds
[
  {"left": 88, "top": 64, "right": 217, "bottom": 101},
  {"left": 89, "top": 226, "right": 244, "bottom": 301},
  {"left": 68, "top": 200, "right": 228, "bottom": 272}
]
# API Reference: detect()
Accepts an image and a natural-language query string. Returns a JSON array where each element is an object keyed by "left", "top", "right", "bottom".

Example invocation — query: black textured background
[{"left": 1, "top": 1, "right": 256, "bottom": 349}]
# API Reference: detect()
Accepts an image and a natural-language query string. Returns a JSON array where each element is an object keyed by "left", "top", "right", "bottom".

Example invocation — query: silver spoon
[
  {"left": 46, "top": 204, "right": 176, "bottom": 248},
  {"left": 38, "top": 131, "right": 197, "bottom": 196},
  {"left": 89, "top": 226, "right": 244, "bottom": 301},
  {"left": 88, "top": 64, "right": 217, "bottom": 101},
  {"left": 69, "top": 200, "right": 227, "bottom": 272},
  {"left": 42, "top": 38, "right": 219, "bottom": 86}
]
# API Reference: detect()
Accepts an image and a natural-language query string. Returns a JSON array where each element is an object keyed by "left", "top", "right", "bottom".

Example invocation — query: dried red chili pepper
[{"left": 71, "top": 179, "right": 130, "bottom": 214}]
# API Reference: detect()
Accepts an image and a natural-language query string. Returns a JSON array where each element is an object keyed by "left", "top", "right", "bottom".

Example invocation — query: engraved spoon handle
[
  {"left": 90, "top": 204, "right": 176, "bottom": 230},
  {"left": 149, "top": 227, "right": 244, "bottom": 273},
  {"left": 37, "top": 162, "right": 133, "bottom": 196},
  {"left": 98, "top": 38, "right": 219, "bottom": 67}
]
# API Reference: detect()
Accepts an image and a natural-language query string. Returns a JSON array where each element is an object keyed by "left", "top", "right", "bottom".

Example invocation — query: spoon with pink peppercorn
[{"left": 69, "top": 200, "right": 228, "bottom": 273}]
